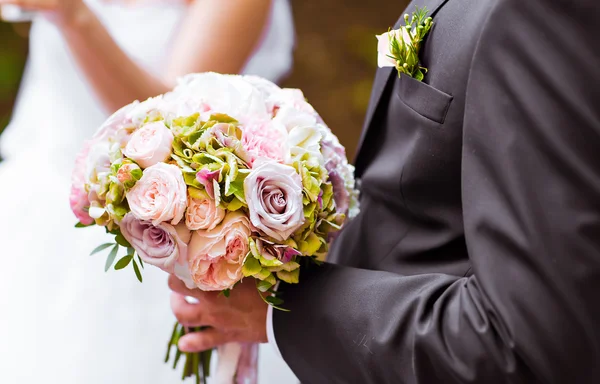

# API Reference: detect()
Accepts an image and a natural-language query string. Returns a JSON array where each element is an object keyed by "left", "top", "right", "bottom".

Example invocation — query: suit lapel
[{"left": 353, "top": 0, "right": 451, "bottom": 171}]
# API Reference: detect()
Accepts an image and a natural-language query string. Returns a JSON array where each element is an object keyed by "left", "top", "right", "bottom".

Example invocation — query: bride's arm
[{"left": 0, "top": 0, "right": 273, "bottom": 112}]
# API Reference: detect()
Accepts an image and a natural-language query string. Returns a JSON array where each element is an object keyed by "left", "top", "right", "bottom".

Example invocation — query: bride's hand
[
  {"left": 0, "top": 0, "right": 88, "bottom": 26},
  {"left": 168, "top": 275, "right": 269, "bottom": 352}
]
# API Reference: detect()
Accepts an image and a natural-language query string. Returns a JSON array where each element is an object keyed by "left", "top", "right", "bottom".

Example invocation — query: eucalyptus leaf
[
  {"left": 104, "top": 245, "right": 119, "bottom": 272},
  {"left": 90, "top": 243, "right": 113, "bottom": 256}
]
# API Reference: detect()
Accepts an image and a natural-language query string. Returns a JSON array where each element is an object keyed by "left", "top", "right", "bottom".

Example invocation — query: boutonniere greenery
[{"left": 376, "top": 6, "right": 433, "bottom": 81}]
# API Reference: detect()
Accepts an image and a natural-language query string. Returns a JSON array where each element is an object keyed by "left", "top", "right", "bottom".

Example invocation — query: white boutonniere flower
[{"left": 376, "top": 6, "right": 434, "bottom": 81}]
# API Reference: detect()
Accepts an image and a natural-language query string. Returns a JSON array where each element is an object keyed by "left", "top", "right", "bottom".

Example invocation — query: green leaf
[
  {"left": 414, "top": 69, "right": 424, "bottom": 82},
  {"left": 133, "top": 260, "right": 143, "bottom": 282},
  {"left": 114, "top": 255, "right": 133, "bottom": 270},
  {"left": 257, "top": 284, "right": 290, "bottom": 312},
  {"left": 75, "top": 221, "right": 94, "bottom": 228},
  {"left": 242, "top": 256, "right": 262, "bottom": 277},
  {"left": 90, "top": 243, "right": 113, "bottom": 256},
  {"left": 138, "top": 255, "right": 145, "bottom": 269},
  {"left": 266, "top": 296, "right": 284, "bottom": 306},
  {"left": 256, "top": 280, "right": 273, "bottom": 293},
  {"left": 104, "top": 245, "right": 119, "bottom": 272},
  {"left": 114, "top": 232, "right": 132, "bottom": 248},
  {"left": 222, "top": 289, "right": 230, "bottom": 298}
]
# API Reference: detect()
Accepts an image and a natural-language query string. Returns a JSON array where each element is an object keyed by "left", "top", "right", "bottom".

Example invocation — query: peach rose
[
  {"left": 187, "top": 212, "right": 251, "bottom": 291},
  {"left": 185, "top": 193, "right": 226, "bottom": 231},
  {"left": 123, "top": 121, "right": 174, "bottom": 169},
  {"left": 127, "top": 163, "right": 187, "bottom": 225}
]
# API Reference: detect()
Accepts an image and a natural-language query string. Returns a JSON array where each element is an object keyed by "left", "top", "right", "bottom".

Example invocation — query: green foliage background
[
  {"left": 0, "top": 22, "right": 28, "bottom": 149},
  {"left": 0, "top": 1, "right": 409, "bottom": 160}
]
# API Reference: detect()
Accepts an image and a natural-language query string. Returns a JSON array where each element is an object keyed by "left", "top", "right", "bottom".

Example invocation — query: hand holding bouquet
[{"left": 69, "top": 73, "right": 359, "bottom": 383}]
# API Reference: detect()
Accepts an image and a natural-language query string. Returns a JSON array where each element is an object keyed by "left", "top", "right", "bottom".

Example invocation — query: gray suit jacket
[{"left": 274, "top": 0, "right": 600, "bottom": 382}]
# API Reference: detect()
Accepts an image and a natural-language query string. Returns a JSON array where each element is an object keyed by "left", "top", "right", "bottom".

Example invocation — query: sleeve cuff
[{"left": 265, "top": 285, "right": 283, "bottom": 359}]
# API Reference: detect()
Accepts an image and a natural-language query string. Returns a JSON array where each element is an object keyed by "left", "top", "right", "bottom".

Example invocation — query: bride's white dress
[{"left": 0, "top": 1, "right": 297, "bottom": 383}]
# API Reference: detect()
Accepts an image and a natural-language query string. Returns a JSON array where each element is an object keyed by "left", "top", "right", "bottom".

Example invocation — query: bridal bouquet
[{"left": 69, "top": 73, "right": 359, "bottom": 383}]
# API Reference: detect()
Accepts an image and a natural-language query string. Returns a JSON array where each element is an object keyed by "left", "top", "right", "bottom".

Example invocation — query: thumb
[{"left": 178, "top": 328, "right": 233, "bottom": 353}]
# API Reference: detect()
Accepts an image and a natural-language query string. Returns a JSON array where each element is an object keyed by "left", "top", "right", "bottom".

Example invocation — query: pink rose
[
  {"left": 241, "top": 120, "right": 288, "bottom": 166},
  {"left": 123, "top": 121, "right": 174, "bottom": 169},
  {"left": 244, "top": 160, "right": 305, "bottom": 241},
  {"left": 186, "top": 193, "right": 226, "bottom": 231},
  {"left": 120, "top": 213, "right": 191, "bottom": 275},
  {"left": 127, "top": 163, "right": 187, "bottom": 225},
  {"left": 187, "top": 212, "right": 251, "bottom": 291},
  {"left": 93, "top": 101, "right": 138, "bottom": 144},
  {"left": 69, "top": 140, "right": 94, "bottom": 225}
]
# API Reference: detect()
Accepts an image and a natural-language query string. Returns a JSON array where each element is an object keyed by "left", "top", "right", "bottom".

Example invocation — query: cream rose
[
  {"left": 127, "top": 162, "right": 187, "bottom": 225},
  {"left": 185, "top": 193, "right": 226, "bottom": 231},
  {"left": 123, "top": 121, "right": 174, "bottom": 169},
  {"left": 376, "top": 26, "right": 414, "bottom": 68},
  {"left": 187, "top": 212, "right": 251, "bottom": 291}
]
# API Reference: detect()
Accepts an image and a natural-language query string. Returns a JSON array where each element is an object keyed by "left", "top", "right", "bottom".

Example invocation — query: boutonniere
[{"left": 376, "top": 7, "right": 433, "bottom": 81}]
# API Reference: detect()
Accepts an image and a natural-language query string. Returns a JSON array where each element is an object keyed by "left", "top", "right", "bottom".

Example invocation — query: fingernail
[{"left": 178, "top": 340, "right": 189, "bottom": 352}]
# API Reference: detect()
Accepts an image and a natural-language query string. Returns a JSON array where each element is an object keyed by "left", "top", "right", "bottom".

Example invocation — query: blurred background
[{"left": 0, "top": 0, "right": 408, "bottom": 161}]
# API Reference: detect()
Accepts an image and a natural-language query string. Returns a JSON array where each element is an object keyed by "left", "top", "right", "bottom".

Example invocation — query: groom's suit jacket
[{"left": 274, "top": 0, "right": 600, "bottom": 383}]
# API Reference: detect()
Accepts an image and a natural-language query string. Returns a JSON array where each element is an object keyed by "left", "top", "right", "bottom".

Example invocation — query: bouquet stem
[
  {"left": 165, "top": 322, "right": 213, "bottom": 384},
  {"left": 165, "top": 322, "right": 259, "bottom": 383}
]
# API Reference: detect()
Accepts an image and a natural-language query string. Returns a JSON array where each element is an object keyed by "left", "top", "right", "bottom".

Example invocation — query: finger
[
  {"left": 0, "top": 0, "right": 57, "bottom": 11},
  {"left": 167, "top": 275, "right": 220, "bottom": 302},
  {"left": 170, "top": 293, "right": 215, "bottom": 327},
  {"left": 178, "top": 328, "right": 233, "bottom": 353},
  {"left": 167, "top": 274, "right": 199, "bottom": 297}
]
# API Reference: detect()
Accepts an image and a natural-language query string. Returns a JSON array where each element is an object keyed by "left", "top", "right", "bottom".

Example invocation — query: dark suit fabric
[{"left": 274, "top": 0, "right": 600, "bottom": 383}]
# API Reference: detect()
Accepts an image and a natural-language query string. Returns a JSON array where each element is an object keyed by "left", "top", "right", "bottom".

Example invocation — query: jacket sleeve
[{"left": 273, "top": 1, "right": 600, "bottom": 383}]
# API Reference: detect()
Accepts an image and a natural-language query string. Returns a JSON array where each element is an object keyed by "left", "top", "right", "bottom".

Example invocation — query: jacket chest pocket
[
  {"left": 395, "top": 73, "right": 453, "bottom": 124},
  {"left": 361, "top": 73, "right": 462, "bottom": 217}
]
